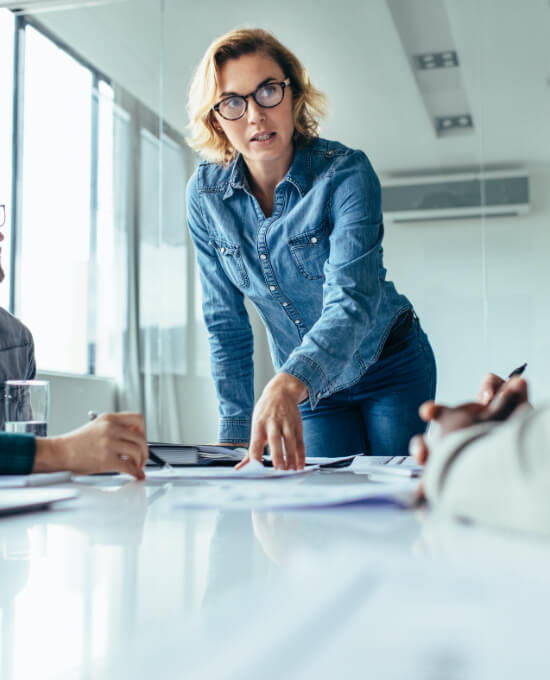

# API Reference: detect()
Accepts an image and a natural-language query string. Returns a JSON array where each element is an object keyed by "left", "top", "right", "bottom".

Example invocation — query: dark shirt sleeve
[
  {"left": 0, "top": 433, "right": 36, "bottom": 474},
  {"left": 26, "top": 333, "right": 37, "bottom": 380}
]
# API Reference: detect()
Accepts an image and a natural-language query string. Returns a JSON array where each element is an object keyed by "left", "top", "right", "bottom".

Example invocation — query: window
[
  {"left": 18, "top": 25, "right": 92, "bottom": 373},
  {"left": 5, "top": 14, "right": 189, "bottom": 381},
  {"left": 0, "top": 9, "right": 14, "bottom": 311}
]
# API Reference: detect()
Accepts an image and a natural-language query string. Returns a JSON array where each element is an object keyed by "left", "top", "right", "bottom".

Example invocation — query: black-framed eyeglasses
[
  {"left": 213, "top": 78, "right": 291, "bottom": 121},
  {"left": 0, "top": 205, "right": 5, "bottom": 228}
]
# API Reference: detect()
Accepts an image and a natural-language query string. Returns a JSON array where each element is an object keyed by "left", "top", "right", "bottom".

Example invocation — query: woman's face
[{"left": 213, "top": 52, "right": 295, "bottom": 169}]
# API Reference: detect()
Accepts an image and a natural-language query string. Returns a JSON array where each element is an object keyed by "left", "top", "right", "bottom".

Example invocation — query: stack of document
[{"left": 146, "top": 443, "right": 246, "bottom": 466}]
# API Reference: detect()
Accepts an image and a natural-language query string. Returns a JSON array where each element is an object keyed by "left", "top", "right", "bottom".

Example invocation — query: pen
[{"left": 507, "top": 363, "right": 527, "bottom": 379}]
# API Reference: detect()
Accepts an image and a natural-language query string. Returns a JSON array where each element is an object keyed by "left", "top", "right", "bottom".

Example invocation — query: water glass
[{"left": 4, "top": 380, "right": 49, "bottom": 436}]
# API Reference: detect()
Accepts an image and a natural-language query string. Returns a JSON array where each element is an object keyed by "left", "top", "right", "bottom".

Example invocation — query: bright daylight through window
[
  {"left": 0, "top": 10, "right": 14, "bottom": 311},
  {"left": 18, "top": 25, "right": 92, "bottom": 374}
]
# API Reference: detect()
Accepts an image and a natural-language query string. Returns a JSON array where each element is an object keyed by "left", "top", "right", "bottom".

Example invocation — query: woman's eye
[
  {"left": 259, "top": 85, "right": 276, "bottom": 98},
  {"left": 225, "top": 97, "right": 242, "bottom": 109}
]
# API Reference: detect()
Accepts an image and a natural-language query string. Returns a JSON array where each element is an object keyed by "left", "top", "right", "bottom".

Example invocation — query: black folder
[{"left": 146, "top": 443, "right": 247, "bottom": 467}]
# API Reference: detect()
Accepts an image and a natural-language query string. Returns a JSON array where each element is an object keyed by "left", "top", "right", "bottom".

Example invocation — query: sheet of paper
[
  {"left": 172, "top": 478, "right": 418, "bottom": 510},
  {"left": 0, "top": 471, "right": 72, "bottom": 488},
  {"left": 146, "top": 460, "right": 320, "bottom": 481},
  {"left": 351, "top": 456, "right": 423, "bottom": 477},
  {"left": 264, "top": 454, "right": 358, "bottom": 467}
]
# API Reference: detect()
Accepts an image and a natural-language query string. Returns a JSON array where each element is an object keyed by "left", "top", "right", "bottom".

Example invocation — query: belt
[{"left": 379, "top": 310, "right": 414, "bottom": 360}]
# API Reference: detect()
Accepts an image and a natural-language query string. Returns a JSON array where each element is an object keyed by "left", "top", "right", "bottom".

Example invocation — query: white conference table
[{"left": 1, "top": 469, "right": 550, "bottom": 679}]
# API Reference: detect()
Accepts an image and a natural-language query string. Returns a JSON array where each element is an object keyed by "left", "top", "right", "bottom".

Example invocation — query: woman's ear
[{"left": 208, "top": 110, "right": 223, "bottom": 135}]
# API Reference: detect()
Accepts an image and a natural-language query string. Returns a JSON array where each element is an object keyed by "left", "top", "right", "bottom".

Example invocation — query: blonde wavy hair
[{"left": 186, "top": 28, "right": 327, "bottom": 165}]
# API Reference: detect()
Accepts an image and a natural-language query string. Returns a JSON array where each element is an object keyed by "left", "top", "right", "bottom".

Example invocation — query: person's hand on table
[
  {"left": 34, "top": 413, "right": 148, "bottom": 480},
  {"left": 409, "top": 375, "right": 529, "bottom": 498},
  {"left": 235, "top": 373, "right": 307, "bottom": 471}
]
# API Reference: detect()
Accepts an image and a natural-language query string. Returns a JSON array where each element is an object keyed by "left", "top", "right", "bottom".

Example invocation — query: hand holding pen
[
  {"left": 411, "top": 363, "right": 529, "bottom": 469},
  {"left": 477, "top": 363, "right": 527, "bottom": 406}
]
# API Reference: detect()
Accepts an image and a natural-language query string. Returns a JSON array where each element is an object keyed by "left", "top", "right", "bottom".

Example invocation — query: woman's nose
[{"left": 247, "top": 98, "right": 266, "bottom": 123}]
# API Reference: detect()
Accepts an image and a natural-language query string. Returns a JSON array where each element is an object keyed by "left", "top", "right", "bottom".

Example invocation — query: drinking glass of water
[{"left": 4, "top": 380, "right": 49, "bottom": 436}]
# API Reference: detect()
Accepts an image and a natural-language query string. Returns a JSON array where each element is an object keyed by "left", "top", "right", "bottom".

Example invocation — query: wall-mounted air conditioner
[{"left": 382, "top": 169, "right": 530, "bottom": 223}]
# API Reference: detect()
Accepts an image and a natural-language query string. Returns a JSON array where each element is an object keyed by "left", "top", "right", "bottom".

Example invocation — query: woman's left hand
[{"left": 235, "top": 373, "right": 308, "bottom": 470}]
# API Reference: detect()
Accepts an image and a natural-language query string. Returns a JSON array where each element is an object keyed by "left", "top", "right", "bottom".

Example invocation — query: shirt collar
[
  {"left": 223, "top": 142, "right": 314, "bottom": 200},
  {"left": 223, "top": 154, "right": 250, "bottom": 199},
  {"left": 280, "top": 144, "right": 313, "bottom": 198}
]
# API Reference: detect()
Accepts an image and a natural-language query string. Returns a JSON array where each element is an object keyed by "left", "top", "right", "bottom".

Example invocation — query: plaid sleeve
[{"left": 0, "top": 433, "right": 36, "bottom": 474}]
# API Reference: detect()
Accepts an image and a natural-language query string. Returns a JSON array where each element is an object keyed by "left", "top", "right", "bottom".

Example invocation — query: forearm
[
  {"left": 280, "top": 277, "right": 378, "bottom": 406},
  {"left": 206, "top": 314, "right": 255, "bottom": 442}
]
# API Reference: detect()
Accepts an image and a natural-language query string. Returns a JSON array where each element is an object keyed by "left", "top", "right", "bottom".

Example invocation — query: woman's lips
[{"left": 251, "top": 131, "right": 276, "bottom": 143}]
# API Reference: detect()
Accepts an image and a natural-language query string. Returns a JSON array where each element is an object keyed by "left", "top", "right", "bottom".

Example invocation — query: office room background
[{"left": 0, "top": 0, "right": 548, "bottom": 444}]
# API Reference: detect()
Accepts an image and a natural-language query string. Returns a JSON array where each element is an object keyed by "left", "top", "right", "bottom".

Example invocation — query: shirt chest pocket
[
  {"left": 210, "top": 238, "right": 249, "bottom": 288},
  {"left": 288, "top": 223, "right": 330, "bottom": 280}
]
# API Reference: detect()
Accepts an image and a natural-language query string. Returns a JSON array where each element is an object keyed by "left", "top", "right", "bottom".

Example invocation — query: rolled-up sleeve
[
  {"left": 186, "top": 174, "right": 255, "bottom": 443},
  {"left": 280, "top": 151, "right": 387, "bottom": 406}
]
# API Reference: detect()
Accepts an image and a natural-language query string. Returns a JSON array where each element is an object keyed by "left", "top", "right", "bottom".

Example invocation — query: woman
[{"left": 186, "top": 28, "right": 436, "bottom": 470}]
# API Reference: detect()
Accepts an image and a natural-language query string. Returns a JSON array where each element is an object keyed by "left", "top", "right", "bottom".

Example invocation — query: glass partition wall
[{"left": 1, "top": 0, "right": 549, "bottom": 441}]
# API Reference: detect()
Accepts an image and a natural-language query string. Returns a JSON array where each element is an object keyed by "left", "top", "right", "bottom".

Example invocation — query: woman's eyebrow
[{"left": 219, "top": 77, "right": 280, "bottom": 98}]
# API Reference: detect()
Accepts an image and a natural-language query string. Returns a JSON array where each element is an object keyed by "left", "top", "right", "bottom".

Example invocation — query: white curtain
[
  {"left": 101, "top": 92, "right": 189, "bottom": 443},
  {"left": 138, "top": 130, "right": 188, "bottom": 441}
]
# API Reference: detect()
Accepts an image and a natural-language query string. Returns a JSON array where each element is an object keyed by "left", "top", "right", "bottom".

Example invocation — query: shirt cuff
[
  {"left": 279, "top": 354, "right": 329, "bottom": 410},
  {"left": 0, "top": 433, "right": 36, "bottom": 474},
  {"left": 218, "top": 417, "right": 251, "bottom": 444}
]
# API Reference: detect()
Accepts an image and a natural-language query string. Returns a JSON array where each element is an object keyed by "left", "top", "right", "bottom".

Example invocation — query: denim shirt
[{"left": 186, "top": 137, "right": 411, "bottom": 443}]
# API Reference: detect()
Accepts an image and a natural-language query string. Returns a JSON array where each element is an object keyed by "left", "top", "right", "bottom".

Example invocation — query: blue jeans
[{"left": 298, "top": 317, "right": 436, "bottom": 457}]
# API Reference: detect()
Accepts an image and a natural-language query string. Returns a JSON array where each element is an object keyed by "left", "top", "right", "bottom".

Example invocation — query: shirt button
[
  {"left": 316, "top": 392, "right": 322, "bottom": 399},
  {"left": 260, "top": 254, "right": 267, "bottom": 260},
  {"left": 311, "top": 237, "right": 318, "bottom": 244},
  {"left": 282, "top": 302, "right": 288, "bottom": 307},
  {"left": 219, "top": 247, "right": 226, "bottom": 254},
  {"left": 295, "top": 319, "right": 301, "bottom": 325},
  {"left": 269, "top": 285, "right": 276, "bottom": 292}
]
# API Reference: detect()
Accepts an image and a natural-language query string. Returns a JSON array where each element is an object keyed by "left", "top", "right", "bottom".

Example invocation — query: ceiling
[{"left": 6, "top": 0, "right": 550, "bottom": 175}]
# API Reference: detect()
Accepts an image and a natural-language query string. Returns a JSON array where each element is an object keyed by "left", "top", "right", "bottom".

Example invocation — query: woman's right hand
[
  {"left": 235, "top": 372, "right": 307, "bottom": 470},
  {"left": 34, "top": 413, "right": 149, "bottom": 479}
]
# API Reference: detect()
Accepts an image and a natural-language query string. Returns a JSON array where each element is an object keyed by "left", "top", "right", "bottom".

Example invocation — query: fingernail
[{"left": 482, "top": 391, "right": 491, "bottom": 403}]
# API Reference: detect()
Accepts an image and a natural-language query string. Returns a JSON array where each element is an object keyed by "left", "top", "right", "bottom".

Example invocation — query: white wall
[
  {"left": 382, "top": 166, "right": 550, "bottom": 405},
  {"left": 37, "top": 370, "right": 116, "bottom": 436}
]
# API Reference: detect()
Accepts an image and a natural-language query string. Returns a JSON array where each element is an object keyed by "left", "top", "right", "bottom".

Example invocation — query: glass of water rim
[{"left": 4, "top": 379, "right": 49, "bottom": 436}]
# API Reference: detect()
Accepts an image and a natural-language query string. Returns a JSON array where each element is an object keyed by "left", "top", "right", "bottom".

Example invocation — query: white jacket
[{"left": 423, "top": 404, "right": 550, "bottom": 536}]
